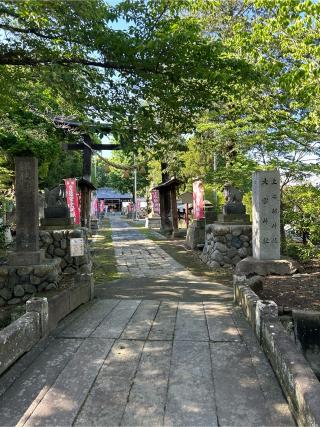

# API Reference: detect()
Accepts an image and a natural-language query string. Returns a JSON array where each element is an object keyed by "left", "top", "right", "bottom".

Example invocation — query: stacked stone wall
[
  {"left": 0, "top": 259, "right": 61, "bottom": 306},
  {"left": 0, "top": 228, "right": 92, "bottom": 306},
  {"left": 200, "top": 224, "right": 252, "bottom": 268},
  {"left": 39, "top": 228, "right": 92, "bottom": 275}
]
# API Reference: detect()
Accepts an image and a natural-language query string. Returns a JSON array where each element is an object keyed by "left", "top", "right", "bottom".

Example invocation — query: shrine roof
[
  {"left": 77, "top": 178, "right": 96, "bottom": 190},
  {"left": 97, "top": 187, "right": 133, "bottom": 199},
  {"left": 153, "top": 177, "right": 180, "bottom": 190}
]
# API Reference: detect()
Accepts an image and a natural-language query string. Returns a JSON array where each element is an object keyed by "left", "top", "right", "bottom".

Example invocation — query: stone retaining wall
[
  {"left": 200, "top": 223, "right": 252, "bottom": 268},
  {"left": 0, "top": 277, "right": 93, "bottom": 377},
  {"left": 0, "top": 228, "right": 92, "bottom": 306},
  {"left": 0, "top": 259, "right": 61, "bottom": 306},
  {"left": 234, "top": 278, "right": 320, "bottom": 426},
  {"left": 39, "top": 228, "right": 92, "bottom": 275}
]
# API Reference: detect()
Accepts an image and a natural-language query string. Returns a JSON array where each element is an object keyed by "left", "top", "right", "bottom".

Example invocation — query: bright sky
[{"left": 100, "top": 1, "right": 129, "bottom": 159}]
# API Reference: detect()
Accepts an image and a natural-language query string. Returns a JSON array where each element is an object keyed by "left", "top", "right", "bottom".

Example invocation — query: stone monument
[
  {"left": 217, "top": 183, "right": 250, "bottom": 224},
  {"left": 8, "top": 157, "right": 44, "bottom": 265},
  {"left": 200, "top": 183, "right": 252, "bottom": 268},
  {"left": 1, "top": 157, "right": 62, "bottom": 306},
  {"left": 41, "top": 185, "right": 74, "bottom": 228},
  {"left": 235, "top": 170, "right": 299, "bottom": 276}
]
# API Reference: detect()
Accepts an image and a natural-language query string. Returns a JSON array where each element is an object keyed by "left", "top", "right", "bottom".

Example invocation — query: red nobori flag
[
  {"left": 64, "top": 178, "right": 80, "bottom": 225},
  {"left": 193, "top": 180, "right": 205, "bottom": 220},
  {"left": 151, "top": 190, "right": 160, "bottom": 214}
]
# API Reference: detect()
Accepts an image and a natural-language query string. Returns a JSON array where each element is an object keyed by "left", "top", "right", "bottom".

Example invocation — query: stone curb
[
  {"left": 233, "top": 275, "right": 320, "bottom": 427},
  {"left": 0, "top": 274, "right": 93, "bottom": 377},
  {"left": 0, "top": 312, "right": 40, "bottom": 376}
]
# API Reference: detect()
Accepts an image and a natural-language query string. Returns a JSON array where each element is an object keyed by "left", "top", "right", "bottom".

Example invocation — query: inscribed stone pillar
[
  {"left": 252, "top": 170, "right": 280, "bottom": 260},
  {"left": 8, "top": 157, "right": 44, "bottom": 265},
  {"left": 15, "top": 157, "right": 39, "bottom": 252}
]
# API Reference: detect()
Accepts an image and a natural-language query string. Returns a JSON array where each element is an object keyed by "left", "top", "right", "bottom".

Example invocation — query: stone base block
[
  {"left": 41, "top": 218, "right": 74, "bottom": 227},
  {"left": 217, "top": 214, "right": 251, "bottom": 224},
  {"left": 173, "top": 229, "right": 187, "bottom": 238},
  {"left": 90, "top": 219, "right": 99, "bottom": 231},
  {"left": 145, "top": 217, "right": 161, "bottom": 229},
  {"left": 201, "top": 223, "right": 252, "bottom": 268},
  {"left": 8, "top": 250, "right": 45, "bottom": 266},
  {"left": 235, "top": 256, "right": 300, "bottom": 277},
  {"left": 161, "top": 227, "right": 173, "bottom": 237},
  {"left": 44, "top": 207, "right": 70, "bottom": 218},
  {"left": 185, "top": 220, "right": 205, "bottom": 249}
]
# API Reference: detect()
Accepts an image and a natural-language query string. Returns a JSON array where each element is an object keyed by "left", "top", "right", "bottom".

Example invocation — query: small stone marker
[
  {"left": 252, "top": 170, "right": 280, "bottom": 260},
  {"left": 70, "top": 238, "right": 85, "bottom": 256}
]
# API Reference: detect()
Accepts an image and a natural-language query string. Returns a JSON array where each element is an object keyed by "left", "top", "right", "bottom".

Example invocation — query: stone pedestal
[
  {"left": 235, "top": 256, "right": 299, "bottom": 276},
  {"left": 185, "top": 219, "right": 205, "bottom": 249},
  {"left": 205, "top": 207, "right": 217, "bottom": 225},
  {"left": 217, "top": 214, "right": 251, "bottom": 224},
  {"left": 200, "top": 223, "right": 252, "bottom": 268},
  {"left": 90, "top": 218, "right": 99, "bottom": 232},
  {"left": 39, "top": 228, "right": 92, "bottom": 275},
  {"left": 8, "top": 250, "right": 45, "bottom": 266},
  {"left": 145, "top": 216, "right": 161, "bottom": 229},
  {"left": 41, "top": 217, "right": 74, "bottom": 227}
]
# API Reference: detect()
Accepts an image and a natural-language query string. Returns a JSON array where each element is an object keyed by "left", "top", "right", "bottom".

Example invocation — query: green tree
[
  {"left": 95, "top": 151, "right": 148, "bottom": 196},
  {"left": 282, "top": 184, "right": 320, "bottom": 245},
  {"left": 0, "top": 0, "right": 254, "bottom": 151}
]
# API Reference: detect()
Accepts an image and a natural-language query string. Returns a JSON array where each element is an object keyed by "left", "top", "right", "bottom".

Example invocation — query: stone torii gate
[{"left": 55, "top": 119, "right": 122, "bottom": 227}]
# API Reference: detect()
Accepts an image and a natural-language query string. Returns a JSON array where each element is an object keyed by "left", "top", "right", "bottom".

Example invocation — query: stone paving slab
[
  {"left": 0, "top": 298, "right": 296, "bottom": 427},
  {"left": 204, "top": 301, "right": 241, "bottom": 342},
  {"left": 148, "top": 301, "right": 178, "bottom": 341},
  {"left": 0, "top": 217, "right": 296, "bottom": 427},
  {"left": 91, "top": 299, "right": 141, "bottom": 339},
  {"left": 110, "top": 217, "right": 183, "bottom": 278},
  {"left": 0, "top": 338, "right": 82, "bottom": 427},
  {"left": 211, "top": 341, "right": 272, "bottom": 426},
  {"left": 24, "top": 338, "right": 114, "bottom": 427},
  {"left": 164, "top": 340, "right": 217, "bottom": 426},
  {"left": 58, "top": 299, "right": 119, "bottom": 338},
  {"left": 175, "top": 302, "right": 209, "bottom": 341},
  {"left": 120, "top": 299, "right": 160, "bottom": 340},
  {"left": 121, "top": 340, "right": 172, "bottom": 426},
  {"left": 74, "top": 339, "right": 145, "bottom": 426}
]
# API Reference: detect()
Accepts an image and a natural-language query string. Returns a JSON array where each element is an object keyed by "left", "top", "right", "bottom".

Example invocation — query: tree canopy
[{"left": 1, "top": 0, "right": 320, "bottom": 202}]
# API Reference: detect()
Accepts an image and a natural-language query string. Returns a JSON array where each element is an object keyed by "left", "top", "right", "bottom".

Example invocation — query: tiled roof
[{"left": 96, "top": 187, "right": 133, "bottom": 199}]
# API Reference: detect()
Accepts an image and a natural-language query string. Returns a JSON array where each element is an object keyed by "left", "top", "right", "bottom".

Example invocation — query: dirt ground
[{"left": 257, "top": 261, "right": 320, "bottom": 312}]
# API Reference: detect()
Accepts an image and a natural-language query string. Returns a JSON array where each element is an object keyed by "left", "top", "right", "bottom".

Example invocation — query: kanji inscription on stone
[
  {"left": 252, "top": 170, "right": 280, "bottom": 260},
  {"left": 70, "top": 238, "right": 85, "bottom": 257}
]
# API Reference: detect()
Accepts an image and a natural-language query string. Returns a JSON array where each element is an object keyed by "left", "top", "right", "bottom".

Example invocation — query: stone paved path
[
  {"left": 111, "top": 216, "right": 183, "bottom": 277},
  {"left": 0, "top": 218, "right": 295, "bottom": 426}
]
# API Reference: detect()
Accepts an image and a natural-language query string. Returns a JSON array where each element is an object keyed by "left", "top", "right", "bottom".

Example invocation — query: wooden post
[
  {"left": 170, "top": 184, "right": 179, "bottom": 232},
  {"left": 159, "top": 188, "right": 173, "bottom": 235},
  {"left": 185, "top": 203, "right": 189, "bottom": 228}
]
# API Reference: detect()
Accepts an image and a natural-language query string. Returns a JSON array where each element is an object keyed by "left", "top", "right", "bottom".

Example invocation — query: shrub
[{"left": 285, "top": 241, "right": 320, "bottom": 262}]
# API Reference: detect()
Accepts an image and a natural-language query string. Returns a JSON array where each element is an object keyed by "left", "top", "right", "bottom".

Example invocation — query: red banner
[
  {"left": 64, "top": 178, "right": 80, "bottom": 225},
  {"left": 193, "top": 180, "right": 204, "bottom": 220},
  {"left": 151, "top": 190, "right": 160, "bottom": 214},
  {"left": 90, "top": 196, "right": 98, "bottom": 216},
  {"left": 99, "top": 199, "right": 105, "bottom": 213}
]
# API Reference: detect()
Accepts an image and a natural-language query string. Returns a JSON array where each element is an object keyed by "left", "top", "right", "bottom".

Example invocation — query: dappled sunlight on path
[{"left": 0, "top": 217, "right": 295, "bottom": 427}]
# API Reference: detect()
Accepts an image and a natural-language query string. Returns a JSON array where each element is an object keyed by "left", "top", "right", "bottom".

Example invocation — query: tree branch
[
  {"left": 0, "top": 23, "right": 59, "bottom": 40},
  {"left": 0, "top": 52, "right": 160, "bottom": 74}
]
